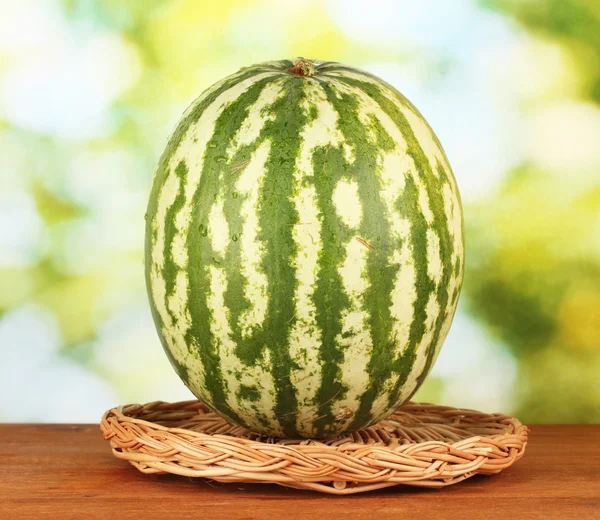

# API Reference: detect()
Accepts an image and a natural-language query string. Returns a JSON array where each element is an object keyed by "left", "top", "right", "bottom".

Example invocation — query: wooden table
[{"left": 0, "top": 424, "right": 598, "bottom": 519}]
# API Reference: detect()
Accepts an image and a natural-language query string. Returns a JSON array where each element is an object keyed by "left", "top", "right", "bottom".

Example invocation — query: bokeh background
[{"left": 1, "top": 0, "right": 599, "bottom": 423}]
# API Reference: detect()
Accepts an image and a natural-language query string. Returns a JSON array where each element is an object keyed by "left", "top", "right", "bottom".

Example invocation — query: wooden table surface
[{"left": 0, "top": 424, "right": 598, "bottom": 519}]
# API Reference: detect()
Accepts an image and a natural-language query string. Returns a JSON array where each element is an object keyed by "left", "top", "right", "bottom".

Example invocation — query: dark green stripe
[
  {"left": 183, "top": 73, "right": 309, "bottom": 435},
  {"left": 241, "top": 60, "right": 293, "bottom": 75},
  {"left": 334, "top": 76, "right": 457, "bottom": 426},
  {"left": 362, "top": 79, "right": 457, "bottom": 412},
  {"left": 307, "top": 86, "right": 350, "bottom": 438},
  {"left": 219, "top": 80, "right": 282, "bottom": 429},
  {"left": 412, "top": 162, "right": 463, "bottom": 392},
  {"left": 315, "top": 61, "right": 341, "bottom": 71},
  {"left": 315, "top": 82, "right": 397, "bottom": 436},
  {"left": 348, "top": 172, "right": 429, "bottom": 430},
  {"left": 145, "top": 69, "right": 274, "bottom": 410},
  {"left": 182, "top": 76, "right": 280, "bottom": 426},
  {"left": 144, "top": 66, "right": 269, "bottom": 353},
  {"left": 162, "top": 160, "right": 188, "bottom": 322},
  {"left": 159, "top": 160, "right": 191, "bottom": 387},
  {"left": 253, "top": 75, "right": 310, "bottom": 436}
]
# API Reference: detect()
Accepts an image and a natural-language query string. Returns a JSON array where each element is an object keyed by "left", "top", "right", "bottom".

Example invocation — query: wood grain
[{"left": 0, "top": 424, "right": 598, "bottom": 519}]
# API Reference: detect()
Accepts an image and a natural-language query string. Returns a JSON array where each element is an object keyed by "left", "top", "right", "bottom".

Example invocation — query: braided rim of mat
[{"left": 100, "top": 400, "right": 528, "bottom": 495}]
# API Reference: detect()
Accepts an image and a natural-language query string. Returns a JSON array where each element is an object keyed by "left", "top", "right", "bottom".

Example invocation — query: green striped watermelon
[{"left": 145, "top": 58, "right": 464, "bottom": 438}]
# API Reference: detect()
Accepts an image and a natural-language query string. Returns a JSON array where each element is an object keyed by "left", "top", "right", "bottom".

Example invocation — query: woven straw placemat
[{"left": 100, "top": 400, "right": 528, "bottom": 495}]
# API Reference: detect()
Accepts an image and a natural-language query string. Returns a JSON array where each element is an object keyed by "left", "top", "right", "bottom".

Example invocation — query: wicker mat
[{"left": 100, "top": 400, "right": 528, "bottom": 495}]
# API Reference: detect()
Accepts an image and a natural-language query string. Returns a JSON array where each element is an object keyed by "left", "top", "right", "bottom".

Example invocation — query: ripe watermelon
[{"left": 145, "top": 58, "right": 464, "bottom": 438}]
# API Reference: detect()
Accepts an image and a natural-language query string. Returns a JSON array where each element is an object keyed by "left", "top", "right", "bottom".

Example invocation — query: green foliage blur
[
  {"left": 1, "top": 0, "right": 598, "bottom": 423},
  {"left": 471, "top": 0, "right": 600, "bottom": 421}
]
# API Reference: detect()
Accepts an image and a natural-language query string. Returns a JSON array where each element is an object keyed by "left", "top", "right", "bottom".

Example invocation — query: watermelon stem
[{"left": 289, "top": 58, "right": 315, "bottom": 77}]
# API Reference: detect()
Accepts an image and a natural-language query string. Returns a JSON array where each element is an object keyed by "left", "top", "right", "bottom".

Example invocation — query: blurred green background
[{"left": 1, "top": 0, "right": 599, "bottom": 423}]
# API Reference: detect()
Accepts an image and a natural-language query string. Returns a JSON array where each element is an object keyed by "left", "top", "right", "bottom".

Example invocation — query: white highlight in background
[
  {"left": 429, "top": 304, "right": 517, "bottom": 413},
  {"left": 0, "top": 2, "right": 141, "bottom": 139},
  {"left": 0, "top": 304, "right": 119, "bottom": 422}
]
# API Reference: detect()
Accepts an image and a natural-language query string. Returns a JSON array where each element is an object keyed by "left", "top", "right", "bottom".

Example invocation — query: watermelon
[{"left": 145, "top": 58, "right": 464, "bottom": 438}]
